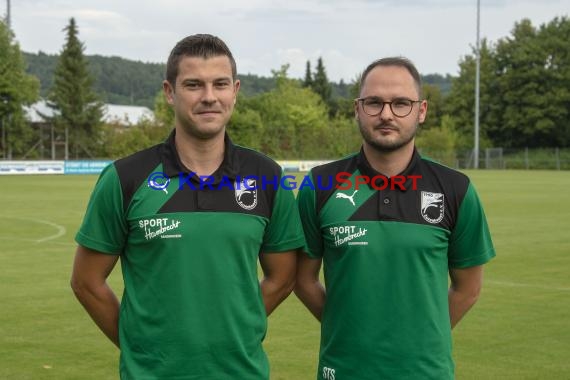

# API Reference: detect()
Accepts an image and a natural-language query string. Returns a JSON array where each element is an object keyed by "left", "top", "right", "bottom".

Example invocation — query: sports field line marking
[
  {"left": 0, "top": 237, "right": 75, "bottom": 246},
  {"left": 488, "top": 280, "right": 570, "bottom": 292},
  {"left": 3, "top": 216, "right": 67, "bottom": 243}
]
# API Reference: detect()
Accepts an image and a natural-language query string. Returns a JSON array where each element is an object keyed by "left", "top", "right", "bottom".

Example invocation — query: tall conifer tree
[
  {"left": 303, "top": 60, "right": 312, "bottom": 88},
  {"left": 312, "top": 57, "right": 332, "bottom": 104},
  {"left": 47, "top": 18, "right": 102, "bottom": 158}
]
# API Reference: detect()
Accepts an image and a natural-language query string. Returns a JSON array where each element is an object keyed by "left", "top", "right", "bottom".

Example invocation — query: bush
[{"left": 415, "top": 115, "right": 458, "bottom": 167}]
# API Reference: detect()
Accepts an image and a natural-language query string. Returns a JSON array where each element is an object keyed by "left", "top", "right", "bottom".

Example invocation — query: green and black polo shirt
[
  {"left": 75, "top": 130, "right": 305, "bottom": 380},
  {"left": 297, "top": 148, "right": 495, "bottom": 380}
]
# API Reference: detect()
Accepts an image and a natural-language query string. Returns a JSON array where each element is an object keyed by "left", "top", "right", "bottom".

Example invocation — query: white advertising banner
[{"left": 0, "top": 161, "right": 65, "bottom": 175}]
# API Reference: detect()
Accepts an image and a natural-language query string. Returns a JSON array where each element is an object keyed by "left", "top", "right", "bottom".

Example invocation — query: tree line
[
  {"left": 23, "top": 52, "right": 287, "bottom": 109},
  {"left": 446, "top": 17, "right": 570, "bottom": 149},
  {"left": 24, "top": 54, "right": 374, "bottom": 108},
  {"left": 1, "top": 16, "right": 568, "bottom": 161},
  {"left": 23, "top": 52, "right": 451, "bottom": 111}
]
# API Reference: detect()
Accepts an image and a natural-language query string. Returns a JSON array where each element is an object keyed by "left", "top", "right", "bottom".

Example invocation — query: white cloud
[{"left": 9, "top": 0, "right": 570, "bottom": 81}]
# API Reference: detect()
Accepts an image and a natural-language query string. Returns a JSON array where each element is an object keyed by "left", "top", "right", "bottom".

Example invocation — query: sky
[{"left": 7, "top": 0, "right": 570, "bottom": 82}]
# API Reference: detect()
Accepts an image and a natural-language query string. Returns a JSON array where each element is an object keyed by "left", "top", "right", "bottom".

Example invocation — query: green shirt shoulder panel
[
  {"left": 448, "top": 182, "right": 496, "bottom": 268},
  {"left": 297, "top": 170, "right": 322, "bottom": 258},
  {"left": 75, "top": 164, "right": 127, "bottom": 254},
  {"left": 261, "top": 175, "right": 305, "bottom": 253}
]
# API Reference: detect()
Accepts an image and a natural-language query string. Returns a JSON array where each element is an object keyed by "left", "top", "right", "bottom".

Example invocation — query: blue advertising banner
[{"left": 64, "top": 160, "right": 112, "bottom": 174}]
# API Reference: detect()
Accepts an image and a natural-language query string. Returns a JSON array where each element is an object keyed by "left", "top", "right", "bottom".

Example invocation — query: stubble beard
[{"left": 357, "top": 118, "right": 418, "bottom": 153}]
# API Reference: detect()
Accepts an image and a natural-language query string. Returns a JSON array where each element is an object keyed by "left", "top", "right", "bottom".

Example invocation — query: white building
[
  {"left": 102, "top": 104, "right": 154, "bottom": 126},
  {"left": 24, "top": 100, "right": 154, "bottom": 126}
]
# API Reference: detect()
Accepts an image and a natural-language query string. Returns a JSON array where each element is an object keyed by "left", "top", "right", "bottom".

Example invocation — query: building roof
[
  {"left": 24, "top": 100, "right": 154, "bottom": 126},
  {"left": 24, "top": 100, "right": 54, "bottom": 123},
  {"left": 103, "top": 104, "right": 154, "bottom": 126}
]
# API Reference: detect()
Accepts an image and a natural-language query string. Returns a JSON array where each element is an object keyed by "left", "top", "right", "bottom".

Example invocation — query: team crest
[
  {"left": 420, "top": 191, "right": 444, "bottom": 224},
  {"left": 235, "top": 178, "right": 258, "bottom": 210}
]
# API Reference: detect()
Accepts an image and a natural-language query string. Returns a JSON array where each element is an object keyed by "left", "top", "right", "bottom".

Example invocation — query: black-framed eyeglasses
[{"left": 356, "top": 97, "right": 422, "bottom": 118}]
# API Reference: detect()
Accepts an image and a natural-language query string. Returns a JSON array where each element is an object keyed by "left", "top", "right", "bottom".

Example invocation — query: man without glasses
[{"left": 71, "top": 34, "right": 304, "bottom": 379}]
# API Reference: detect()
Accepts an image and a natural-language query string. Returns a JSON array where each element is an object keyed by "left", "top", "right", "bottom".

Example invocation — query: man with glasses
[{"left": 295, "top": 57, "right": 495, "bottom": 380}]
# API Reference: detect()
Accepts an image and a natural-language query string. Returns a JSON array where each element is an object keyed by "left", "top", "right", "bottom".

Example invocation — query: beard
[{"left": 357, "top": 117, "right": 418, "bottom": 153}]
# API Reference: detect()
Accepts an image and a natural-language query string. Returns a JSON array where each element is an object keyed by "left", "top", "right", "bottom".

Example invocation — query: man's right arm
[
  {"left": 294, "top": 252, "right": 325, "bottom": 321},
  {"left": 295, "top": 170, "right": 326, "bottom": 321},
  {"left": 71, "top": 245, "right": 120, "bottom": 348}
]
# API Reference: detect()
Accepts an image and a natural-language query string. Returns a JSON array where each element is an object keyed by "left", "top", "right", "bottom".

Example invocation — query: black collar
[
  {"left": 356, "top": 147, "right": 421, "bottom": 192},
  {"left": 160, "top": 129, "right": 239, "bottom": 184}
]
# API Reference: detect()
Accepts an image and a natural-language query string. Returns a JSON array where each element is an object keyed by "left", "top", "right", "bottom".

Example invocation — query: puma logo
[{"left": 336, "top": 190, "right": 358, "bottom": 206}]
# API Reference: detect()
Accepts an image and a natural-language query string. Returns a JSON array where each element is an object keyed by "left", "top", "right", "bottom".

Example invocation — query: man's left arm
[
  {"left": 259, "top": 250, "right": 297, "bottom": 316},
  {"left": 448, "top": 182, "right": 495, "bottom": 329},
  {"left": 448, "top": 265, "right": 484, "bottom": 329}
]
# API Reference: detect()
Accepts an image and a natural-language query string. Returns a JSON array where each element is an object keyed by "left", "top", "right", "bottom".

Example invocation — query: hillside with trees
[{"left": 23, "top": 51, "right": 452, "bottom": 110}]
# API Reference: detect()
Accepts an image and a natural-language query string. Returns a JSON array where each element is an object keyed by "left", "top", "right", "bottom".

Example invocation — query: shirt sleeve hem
[
  {"left": 75, "top": 232, "right": 122, "bottom": 255},
  {"left": 449, "top": 248, "right": 496, "bottom": 269},
  {"left": 261, "top": 236, "right": 306, "bottom": 254}
]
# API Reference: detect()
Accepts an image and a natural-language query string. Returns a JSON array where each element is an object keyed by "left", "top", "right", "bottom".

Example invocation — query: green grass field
[{"left": 1, "top": 171, "right": 569, "bottom": 379}]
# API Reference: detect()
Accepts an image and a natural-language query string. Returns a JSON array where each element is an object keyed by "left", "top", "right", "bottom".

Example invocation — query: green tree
[
  {"left": 492, "top": 19, "right": 548, "bottom": 147},
  {"left": 329, "top": 75, "right": 360, "bottom": 119},
  {"left": 228, "top": 94, "right": 264, "bottom": 148},
  {"left": 326, "top": 115, "right": 361, "bottom": 157},
  {"left": 153, "top": 89, "right": 174, "bottom": 127},
  {"left": 445, "top": 38, "right": 497, "bottom": 150},
  {"left": 46, "top": 18, "right": 103, "bottom": 158},
  {"left": 416, "top": 115, "right": 458, "bottom": 167},
  {"left": 538, "top": 17, "right": 570, "bottom": 147},
  {"left": 484, "top": 17, "right": 570, "bottom": 148},
  {"left": 0, "top": 20, "right": 39, "bottom": 158},
  {"left": 446, "top": 17, "right": 570, "bottom": 149},
  {"left": 422, "top": 73, "right": 453, "bottom": 95},
  {"left": 231, "top": 63, "right": 363, "bottom": 159},
  {"left": 312, "top": 57, "right": 332, "bottom": 105},
  {"left": 421, "top": 84, "right": 444, "bottom": 130},
  {"left": 240, "top": 64, "right": 329, "bottom": 158},
  {"left": 96, "top": 119, "right": 170, "bottom": 159},
  {"left": 303, "top": 60, "right": 312, "bottom": 88}
]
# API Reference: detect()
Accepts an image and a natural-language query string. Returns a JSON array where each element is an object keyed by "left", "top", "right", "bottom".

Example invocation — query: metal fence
[
  {"left": 2, "top": 148, "right": 570, "bottom": 172},
  {"left": 419, "top": 148, "right": 570, "bottom": 170}
]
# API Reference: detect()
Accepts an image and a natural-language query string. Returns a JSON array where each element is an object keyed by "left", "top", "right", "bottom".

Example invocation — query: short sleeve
[
  {"left": 296, "top": 171, "right": 323, "bottom": 258},
  {"left": 75, "top": 164, "right": 128, "bottom": 254},
  {"left": 448, "top": 182, "right": 496, "bottom": 268},
  {"left": 261, "top": 174, "right": 305, "bottom": 253}
]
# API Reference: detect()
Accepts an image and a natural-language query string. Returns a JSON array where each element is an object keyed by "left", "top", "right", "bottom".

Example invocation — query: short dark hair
[
  {"left": 166, "top": 34, "right": 237, "bottom": 87},
  {"left": 359, "top": 57, "right": 423, "bottom": 98}
]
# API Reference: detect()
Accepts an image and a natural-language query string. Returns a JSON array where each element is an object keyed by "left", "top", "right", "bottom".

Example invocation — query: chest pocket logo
[
  {"left": 235, "top": 178, "right": 258, "bottom": 210},
  {"left": 421, "top": 191, "right": 444, "bottom": 224}
]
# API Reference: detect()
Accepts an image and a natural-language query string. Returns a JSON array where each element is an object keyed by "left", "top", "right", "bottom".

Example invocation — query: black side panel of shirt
[
  {"left": 114, "top": 144, "right": 163, "bottom": 213},
  {"left": 312, "top": 156, "right": 358, "bottom": 215}
]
